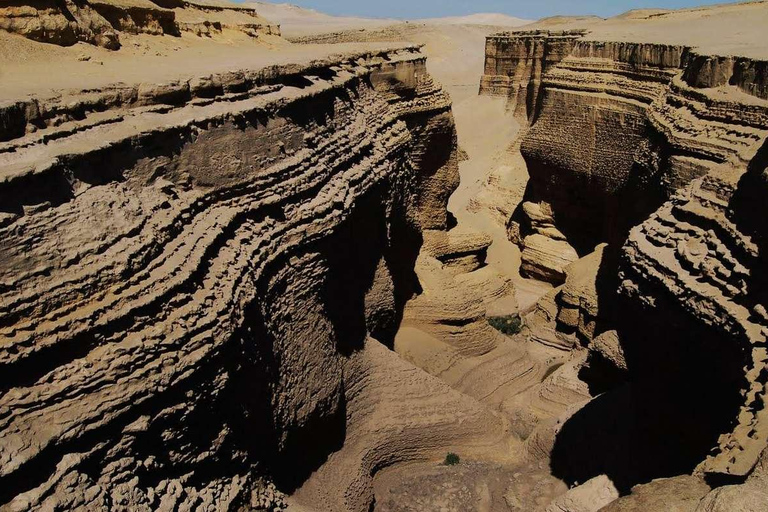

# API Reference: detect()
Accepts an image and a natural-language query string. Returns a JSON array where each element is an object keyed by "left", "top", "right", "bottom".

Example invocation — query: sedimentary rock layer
[
  {"left": 483, "top": 31, "right": 768, "bottom": 251},
  {"left": 479, "top": 30, "right": 586, "bottom": 119},
  {"left": 0, "top": 0, "right": 279, "bottom": 49},
  {"left": 0, "top": 47, "right": 463, "bottom": 511},
  {"left": 481, "top": 29, "right": 768, "bottom": 480}
]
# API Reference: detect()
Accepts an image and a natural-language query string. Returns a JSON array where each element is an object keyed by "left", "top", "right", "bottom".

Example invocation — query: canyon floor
[{"left": 2, "top": 1, "right": 768, "bottom": 512}]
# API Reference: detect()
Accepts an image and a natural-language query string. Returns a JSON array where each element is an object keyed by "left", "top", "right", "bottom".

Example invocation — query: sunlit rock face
[
  {"left": 0, "top": 47, "right": 465, "bottom": 511},
  {"left": 482, "top": 28, "right": 768, "bottom": 485},
  {"left": 0, "top": 0, "right": 280, "bottom": 50}
]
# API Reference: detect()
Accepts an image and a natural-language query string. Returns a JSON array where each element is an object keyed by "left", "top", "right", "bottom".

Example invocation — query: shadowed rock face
[
  {"left": 0, "top": 47, "right": 462, "bottom": 510},
  {"left": 481, "top": 29, "right": 768, "bottom": 487}
]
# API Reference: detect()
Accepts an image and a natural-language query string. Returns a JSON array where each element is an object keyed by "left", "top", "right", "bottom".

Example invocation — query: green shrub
[
  {"left": 444, "top": 452, "right": 460, "bottom": 466},
  {"left": 488, "top": 314, "right": 523, "bottom": 336}
]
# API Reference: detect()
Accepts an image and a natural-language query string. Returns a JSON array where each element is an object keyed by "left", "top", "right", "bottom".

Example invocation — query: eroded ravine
[
  {"left": 345, "top": 19, "right": 768, "bottom": 512},
  {"left": 0, "top": 40, "right": 503, "bottom": 510},
  {"left": 3, "top": 3, "right": 768, "bottom": 512}
]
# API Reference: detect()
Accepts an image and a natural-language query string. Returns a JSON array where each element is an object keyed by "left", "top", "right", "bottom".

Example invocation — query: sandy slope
[
  {"left": 244, "top": 2, "right": 530, "bottom": 37},
  {"left": 526, "top": 0, "right": 768, "bottom": 58},
  {"left": 244, "top": 1, "right": 397, "bottom": 36},
  {"left": 416, "top": 13, "right": 531, "bottom": 27}
]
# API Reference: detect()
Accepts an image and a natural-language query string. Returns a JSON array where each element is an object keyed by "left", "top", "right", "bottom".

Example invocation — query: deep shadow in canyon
[
  {"left": 551, "top": 274, "right": 747, "bottom": 494},
  {"left": 514, "top": 124, "right": 673, "bottom": 258}
]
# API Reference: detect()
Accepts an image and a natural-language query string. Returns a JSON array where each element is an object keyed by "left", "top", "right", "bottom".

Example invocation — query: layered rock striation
[
  {"left": 481, "top": 28, "right": 768, "bottom": 486},
  {"left": 483, "top": 31, "right": 768, "bottom": 254},
  {"left": 0, "top": 47, "right": 468, "bottom": 511},
  {"left": 0, "top": 0, "right": 279, "bottom": 50}
]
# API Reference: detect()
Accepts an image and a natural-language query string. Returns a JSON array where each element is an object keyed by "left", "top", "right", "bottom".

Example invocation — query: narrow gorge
[
  {"left": 1, "top": 2, "right": 768, "bottom": 511},
  {"left": 479, "top": 26, "right": 768, "bottom": 502}
]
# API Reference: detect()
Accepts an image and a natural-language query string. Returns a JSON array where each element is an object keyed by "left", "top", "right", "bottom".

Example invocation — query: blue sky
[{"left": 244, "top": 0, "right": 741, "bottom": 19}]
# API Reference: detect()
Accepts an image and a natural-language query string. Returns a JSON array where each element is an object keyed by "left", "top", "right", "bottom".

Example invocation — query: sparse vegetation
[
  {"left": 444, "top": 452, "right": 460, "bottom": 466},
  {"left": 488, "top": 314, "right": 523, "bottom": 336}
]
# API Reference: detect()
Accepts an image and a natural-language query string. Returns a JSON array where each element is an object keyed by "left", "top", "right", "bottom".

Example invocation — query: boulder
[
  {"left": 521, "top": 233, "right": 579, "bottom": 284},
  {"left": 546, "top": 475, "right": 619, "bottom": 512}
]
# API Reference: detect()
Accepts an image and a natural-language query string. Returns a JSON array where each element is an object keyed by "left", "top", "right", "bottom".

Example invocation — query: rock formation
[
  {"left": 0, "top": 41, "right": 482, "bottom": 510},
  {"left": 545, "top": 474, "right": 618, "bottom": 512},
  {"left": 0, "top": 0, "right": 278, "bottom": 50},
  {"left": 480, "top": 13, "right": 768, "bottom": 507},
  {"left": 3, "top": 1, "right": 768, "bottom": 511}
]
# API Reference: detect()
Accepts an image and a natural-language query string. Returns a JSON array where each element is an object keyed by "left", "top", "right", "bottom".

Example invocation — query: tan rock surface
[
  {"left": 3, "top": 1, "right": 768, "bottom": 511},
  {"left": 0, "top": 42, "right": 469, "bottom": 511},
  {"left": 0, "top": 0, "right": 280, "bottom": 51},
  {"left": 521, "top": 234, "right": 579, "bottom": 285},
  {"left": 291, "top": 339, "right": 517, "bottom": 512},
  {"left": 695, "top": 483, "right": 768, "bottom": 512},
  {"left": 599, "top": 476, "right": 711, "bottom": 512},
  {"left": 480, "top": 6, "right": 768, "bottom": 486},
  {"left": 545, "top": 475, "right": 619, "bottom": 512}
]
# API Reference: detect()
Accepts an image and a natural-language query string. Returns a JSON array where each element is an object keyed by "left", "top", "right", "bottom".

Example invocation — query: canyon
[{"left": 1, "top": 1, "right": 768, "bottom": 511}]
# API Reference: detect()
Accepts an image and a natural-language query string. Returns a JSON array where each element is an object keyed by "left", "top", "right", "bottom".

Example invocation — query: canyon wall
[
  {"left": 0, "top": 47, "right": 469, "bottom": 511},
  {"left": 481, "top": 29, "right": 768, "bottom": 489},
  {"left": 479, "top": 30, "right": 586, "bottom": 120},
  {"left": 0, "top": 0, "right": 279, "bottom": 50}
]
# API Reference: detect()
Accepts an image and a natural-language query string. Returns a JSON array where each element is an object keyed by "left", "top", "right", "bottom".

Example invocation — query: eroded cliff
[
  {"left": 480, "top": 25, "right": 768, "bottom": 503},
  {"left": 0, "top": 46, "right": 489, "bottom": 511},
  {"left": 3, "top": 3, "right": 768, "bottom": 511},
  {"left": 0, "top": 0, "right": 279, "bottom": 50}
]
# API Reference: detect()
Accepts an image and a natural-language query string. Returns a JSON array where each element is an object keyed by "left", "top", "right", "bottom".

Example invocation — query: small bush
[
  {"left": 488, "top": 314, "right": 523, "bottom": 336},
  {"left": 444, "top": 452, "right": 460, "bottom": 466}
]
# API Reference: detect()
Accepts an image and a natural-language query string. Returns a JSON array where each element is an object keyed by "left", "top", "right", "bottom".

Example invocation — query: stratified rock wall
[
  {"left": 0, "top": 47, "right": 460, "bottom": 511},
  {"left": 481, "top": 30, "right": 768, "bottom": 481},
  {"left": 0, "top": 0, "right": 280, "bottom": 49},
  {"left": 483, "top": 32, "right": 768, "bottom": 253},
  {"left": 683, "top": 51, "right": 768, "bottom": 100},
  {"left": 479, "top": 30, "right": 585, "bottom": 119},
  {"left": 620, "top": 145, "right": 768, "bottom": 478},
  {"left": 518, "top": 38, "right": 689, "bottom": 253},
  {"left": 0, "top": 0, "right": 121, "bottom": 49}
]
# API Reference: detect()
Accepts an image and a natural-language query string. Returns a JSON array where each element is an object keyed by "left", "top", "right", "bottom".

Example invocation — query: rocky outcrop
[
  {"left": 87, "top": 0, "right": 178, "bottom": 37},
  {"left": 512, "top": 202, "right": 578, "bottom": 285},
  {"left": 587, "top": 331, "right": 624, "bottom": 369},
  {"left": 0, "top": 0, "right": 121, "bottom": 49},
  {"left": 163, "top": 0, "right": 280, "bottom": 38},
  {"left": 619, "top": 165, "right": 768, "bottom": 477},
  {"left": 683, "top": 51, "right": 768, "bottom": 100},
  {"left": 519, "top": 243, "right": 608, "bottom": 354},
  {"left": 613, "top": 75, "right": 768, "bottom": 476},
  {"left": 479, "top": 30, "right": 586, "bottom": 119},
  {"left": 395, "top": 226, "right": 515, "bottom": 363},
  {"left": 545, "top": 474, "right": 618, "bottom": 512},
  {"left": 0, "top": 0, "right": 279, "bottom": 49},
  {"left": 514, "top": 39, "right": 688, "bottom": 253},
  {"left": 484, "top": 31, "right": 768, "bottom": 254},
  {"left": 600, "top": 476, "right": 711, "bottom": 512},
  {"left": 693, "top": 448, "right": 768, "bottom": 511},
  {"left": 521, "top": 234, "right": 578, "bottom": 285},
  {"left": 482, "top": 27, "right": 768, "bottom": 484},
  {"left": 0, "top": 47, "right": 464, "bottom": 511},
  {"left": 695, "top": 483, "right": 768, "bottom": 512}
]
